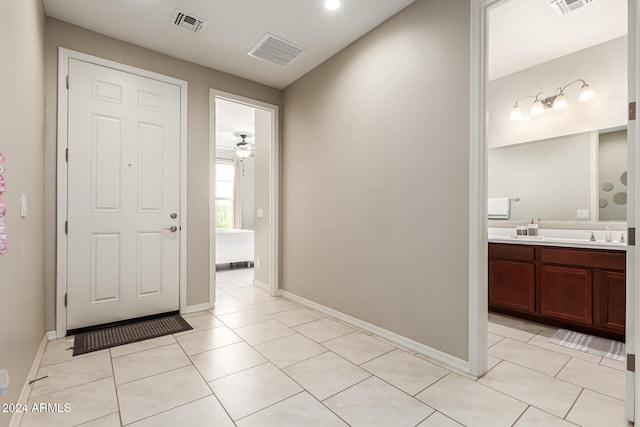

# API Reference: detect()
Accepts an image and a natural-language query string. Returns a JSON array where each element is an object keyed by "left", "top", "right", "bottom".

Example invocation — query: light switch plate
[
  {"left": 257, "top": 208, "right": 264, "bottom": 218},
  {"left": 20, "top": 193, "right": 27, "bottom": 218}
]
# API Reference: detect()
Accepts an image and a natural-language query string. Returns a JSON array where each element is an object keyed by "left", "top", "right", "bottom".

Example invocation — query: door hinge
[
  {"left": 65, "top": 148, "right": 69, "bottom": 162},
  {"left": 66, "top": 75, "right": 69, "bottom": 90},
  {"left": 630, "top": 102, "right": 636, "bottom": 121},
  {"left": 65, "top": 221, "right": 68, "bottom": 234},
  {"left": 628, "top": 227, "right": 635, "bottom": 246},
  {"left": 628, "top": 353, "right": 635, "bottom": 373},
  {"left": 64, "top": 293, "right": 68, "bottom": 307}
]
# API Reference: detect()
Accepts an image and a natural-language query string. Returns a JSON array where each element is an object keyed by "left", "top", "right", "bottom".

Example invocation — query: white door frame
[
  {"left": 55, "top": 48, "right": 189, "bottom": 338},
  {"left": 209, "top": 89, "right": 280, "bottom": 299},
  {"left": 468, "top": 0, "right": 496, "bottom": 379},
  {"left": 630, "top": 0, "right": 640, "bottom": 419}
]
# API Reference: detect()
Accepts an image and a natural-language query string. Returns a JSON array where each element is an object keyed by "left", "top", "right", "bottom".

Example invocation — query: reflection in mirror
[
  {"left": 598, "top": 129, "right": 627, "bottom": 221},
  {"left": 488, "top": 128, "right": 627, "bottom": 222}
]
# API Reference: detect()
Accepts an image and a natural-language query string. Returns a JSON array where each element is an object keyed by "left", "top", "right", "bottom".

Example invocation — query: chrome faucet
[{"left": 588, "top": 231, "right": 596, "bottom": 242}]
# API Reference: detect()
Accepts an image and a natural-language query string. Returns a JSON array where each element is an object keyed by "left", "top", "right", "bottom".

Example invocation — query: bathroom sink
[
  {"left": 540, "top": 236, "right": 625, "bottom": 245},
  {"left": 488, "top": 229, "right": 627, "bottom": 249},
  {"left": 498, "top": 235, "right": 626, "bottom": 246}
]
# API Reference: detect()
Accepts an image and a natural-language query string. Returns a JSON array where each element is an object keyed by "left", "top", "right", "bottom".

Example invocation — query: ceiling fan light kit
[{"left": 235, "top": 134, "right": 255, "bottom": 158}]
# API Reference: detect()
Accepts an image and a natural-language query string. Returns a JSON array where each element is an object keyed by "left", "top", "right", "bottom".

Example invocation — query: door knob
[{"left": 164, "top": 226, "right": 178, "bottom": 232}]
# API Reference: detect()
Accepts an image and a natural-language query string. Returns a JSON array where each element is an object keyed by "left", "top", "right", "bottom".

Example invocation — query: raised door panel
[
  {"left": 489, "top": 260, "right": 535, "bottom": 313},
  {"left": 540, "top": 265, "right": 593, "bottom": 325},
  {"left": 600, "top": 271, "right": 626, "bottom": 333}
]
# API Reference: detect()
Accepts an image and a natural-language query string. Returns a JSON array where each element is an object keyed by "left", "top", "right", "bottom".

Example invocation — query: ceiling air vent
[
  {"left": 171, "top": 9, "right": 207, "bottom": 33},
  {"left": 550, "top": 0, "right": 595, "bottom": 16},
  {"left": 248, "top": 33, "right": 306, "bottom": 66}
]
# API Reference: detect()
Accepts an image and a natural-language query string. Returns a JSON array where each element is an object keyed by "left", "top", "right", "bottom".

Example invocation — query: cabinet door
[
  {"left": 599, "top": 271, "right": 626, "bottom": 334},
  {"left": 540, "top": 265, "right": 593, "bottom": 325},
  {"left": 489, "top": 260, "right": 535, "bottom": 313}
]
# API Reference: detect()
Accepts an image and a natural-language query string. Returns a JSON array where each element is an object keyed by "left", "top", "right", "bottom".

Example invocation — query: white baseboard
[
  {"left": 10, "top": 334, "right": 48, "bottom": 427},
  {"left": 181, "top": 302, "right": 214, "bottom": 315},
  {"left": 280, "top": 290, "right": 471, "bottom": 375},
  {"left": 253, "top": 280, "right": 270, "bottom": 292},
  {"left": 46, "top": 330, "right": 57, "bottom": 341}
]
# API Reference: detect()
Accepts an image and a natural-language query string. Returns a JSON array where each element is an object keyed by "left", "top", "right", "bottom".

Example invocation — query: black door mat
[{"left": 72, "top": 314, "right": 192, "bottom": 356}]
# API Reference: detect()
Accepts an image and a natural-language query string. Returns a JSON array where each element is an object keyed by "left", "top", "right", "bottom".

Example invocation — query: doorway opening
[
  {"left": 473, "top": 0, "right": 636, "bottom": 422},
  {"left": 209, "top": 90, "right": 280, "bottom": 307}
]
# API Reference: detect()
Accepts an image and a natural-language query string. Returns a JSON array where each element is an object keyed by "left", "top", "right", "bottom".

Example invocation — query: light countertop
[{"left": 488, "top": 227, "right": 627, "bottom": 251}]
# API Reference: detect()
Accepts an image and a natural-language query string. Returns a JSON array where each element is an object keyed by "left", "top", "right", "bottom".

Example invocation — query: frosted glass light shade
[
  {"left": 553, "top": 93, "right": 568, "bottom": 110},
  {"left": 579, "top": 84, "right": 596, "bottom": 102},
  {"left": 236, "top": 148, "right": 252, "bottom": 158},
  {"left": 509, "top": 106, "right": 523, "bottom": 121},
  {"left": 530, "top": 100, "right": 544, "bottom": 116}
]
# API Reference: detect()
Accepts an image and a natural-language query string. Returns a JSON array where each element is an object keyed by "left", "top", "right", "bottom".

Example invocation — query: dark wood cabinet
[
  {"left": 489, "top": 242, "right": 626, "bottom": 341},
  {"left": 599, "top": 271, "right": 626, "bottom": 334},
  {"left": 489, "top": 260, "right": 535, "bottom": 313},
  {"left": 540, "top": 265, "right": 593, "bottom": 325}
]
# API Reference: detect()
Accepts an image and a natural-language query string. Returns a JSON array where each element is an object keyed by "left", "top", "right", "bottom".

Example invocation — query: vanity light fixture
[
  {"left": 324, "top": 0, "right": 341, "bottom": 11},
  {"left": 509, "top": 79, "right": 596, "bottom": 121}
]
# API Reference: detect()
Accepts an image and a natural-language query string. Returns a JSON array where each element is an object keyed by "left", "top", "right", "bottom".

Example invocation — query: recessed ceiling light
[{"left": 324, "top": 0, "right": 341, "bottom": 11}]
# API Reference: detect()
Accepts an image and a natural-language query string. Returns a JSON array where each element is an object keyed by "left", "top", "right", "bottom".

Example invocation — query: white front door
[{"left": 66, "top": 58, "right": 181, "bottom": 331}]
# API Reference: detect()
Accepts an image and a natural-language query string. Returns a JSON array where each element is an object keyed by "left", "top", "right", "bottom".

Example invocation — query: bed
[{"left": 215, "top": 229, "right": 255, "bottom": 265}]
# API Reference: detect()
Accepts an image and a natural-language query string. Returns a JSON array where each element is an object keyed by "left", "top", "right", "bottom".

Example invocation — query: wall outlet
[
  {"left": 577, "top": 209, "right": 590, "bottom": 219},
  {"left": 257, "top": 208, "right": 264, "bottom": 218},
  {"left": 256, "top": 258, "right": 260, "bottom": 268}
]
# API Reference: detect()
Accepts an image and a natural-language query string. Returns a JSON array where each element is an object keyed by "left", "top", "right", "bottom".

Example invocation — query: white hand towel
[{"left": 488, "top": 198, "right": 510, "bottom": 219}]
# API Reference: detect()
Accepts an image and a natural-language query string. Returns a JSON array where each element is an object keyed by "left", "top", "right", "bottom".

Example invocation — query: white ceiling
[
  {"left": 215, "top": 98, "right": 255, "bottom": 150},
  {"left": 43, "top": 0, "right": 627, "bottom": 143},
  {"left": 43, "top": 0, "right": 416, "bottom": 90},
  {"left": 488, "top": 0, "right": 627, "bottom": 81}
]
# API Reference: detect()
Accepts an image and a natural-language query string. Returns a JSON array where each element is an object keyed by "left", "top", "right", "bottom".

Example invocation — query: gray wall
[
  {"left": 281, "top": 0, "right": 471, "bottom": 361},
  {"left": 241, "top": 157, "right": 256, "bottom": 231},
  {"left": 253, "top": 109, "right": 272, "bottom": 286},
  {"left": 44, "top": 18, "right": 282, "bottom": 329},
  {"left": 0, "top": 0, "right": 46, "bottom": 424},
  {"left": 488, "top": 132, "right": 593, "bottom": 221}
]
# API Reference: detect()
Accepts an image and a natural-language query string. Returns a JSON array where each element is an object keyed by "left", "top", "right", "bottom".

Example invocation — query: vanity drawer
[
  {"left": 540, "top": 247, "right": 625, "bottom": 271},
  {"left": 489, "top": 243, "right": 535, "bottom": 262}
]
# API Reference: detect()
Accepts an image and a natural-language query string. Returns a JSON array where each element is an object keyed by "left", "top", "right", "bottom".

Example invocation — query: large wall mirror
[
  {"left": 487, "top": 0, "right": 627, "bottom": 224},
  {"left": 488, "top": 128, "right": 627, "bottom": 222}
]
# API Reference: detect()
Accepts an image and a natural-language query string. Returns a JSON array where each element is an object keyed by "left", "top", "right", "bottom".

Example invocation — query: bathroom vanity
[{"left": 488, "top": 238, "right": 626, "bottom": 341}]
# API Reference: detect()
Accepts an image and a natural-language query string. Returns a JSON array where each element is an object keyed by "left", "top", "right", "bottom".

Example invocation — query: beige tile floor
[{"left": 17, "top": 267, "right": 632, "bottom": 426}]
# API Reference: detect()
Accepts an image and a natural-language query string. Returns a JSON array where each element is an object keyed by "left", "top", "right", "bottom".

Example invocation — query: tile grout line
[
  {"left": 563, "top": 387, "right": 585, "bottom": 423},
  {"left": 509, "top": 404, "right": 531, "bottom": 427}
]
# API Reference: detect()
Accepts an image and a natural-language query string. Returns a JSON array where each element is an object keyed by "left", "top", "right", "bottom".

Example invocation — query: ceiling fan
[
  {"left": 235, "top": 134, "right": 255, "bottom": 158},
  {"left": 216, "top": 132, "right": 255, "bottom": 159}
]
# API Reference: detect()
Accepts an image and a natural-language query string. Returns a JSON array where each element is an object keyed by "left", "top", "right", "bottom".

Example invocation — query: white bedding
[{"left": 215, "top": 229, "right": 255, "bottom": 264}]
